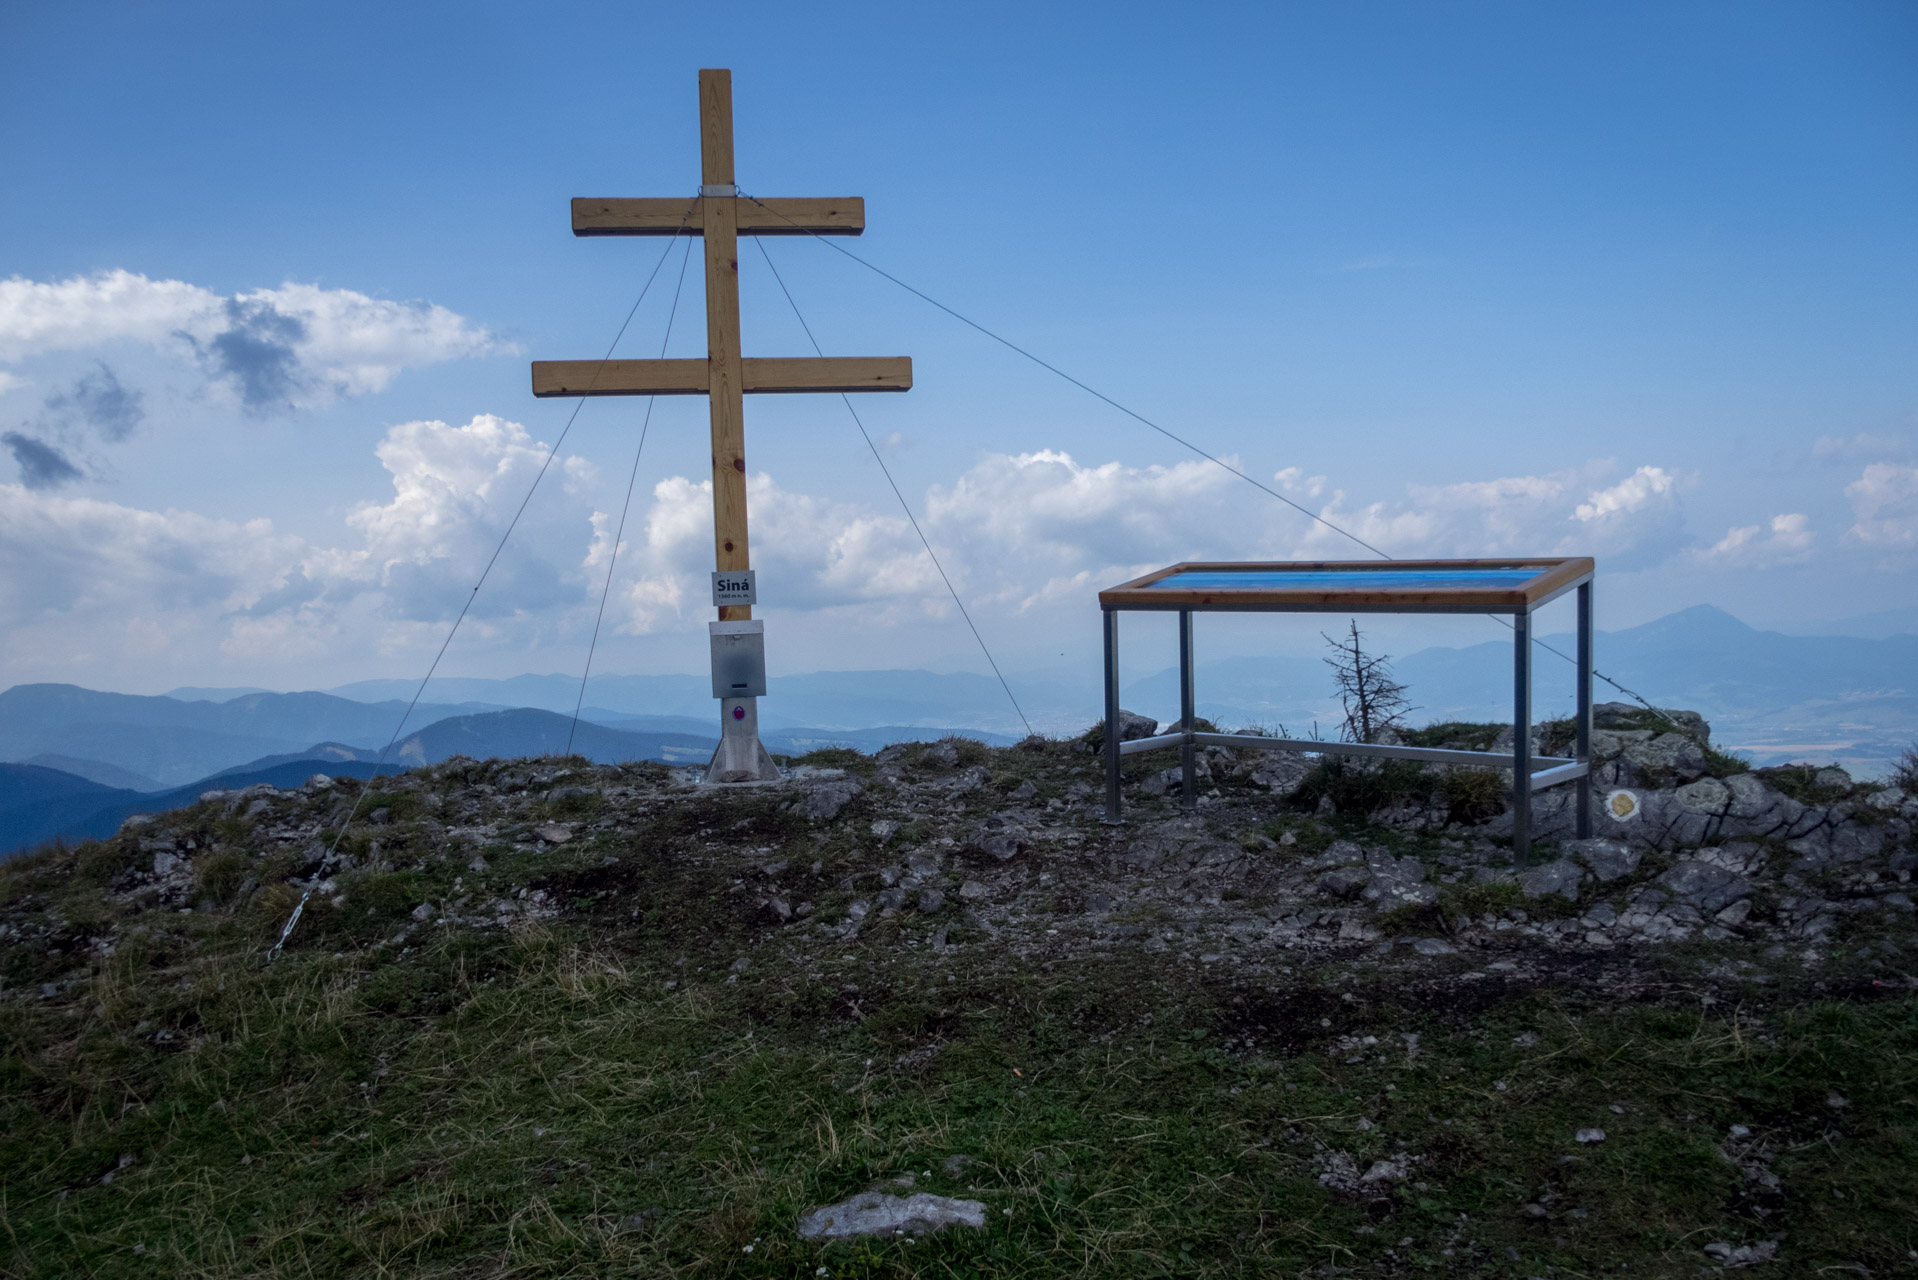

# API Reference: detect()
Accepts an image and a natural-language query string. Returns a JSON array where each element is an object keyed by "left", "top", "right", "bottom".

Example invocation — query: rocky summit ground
[{"left": 2, "top": 705, "right": 1914, "bottom": 1279}]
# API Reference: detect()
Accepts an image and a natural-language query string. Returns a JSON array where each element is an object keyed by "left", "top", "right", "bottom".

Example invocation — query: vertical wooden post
[
  {"left": 697, "top": 69, "right": 776, "bottom": 782},
  {"left": 699, "top": 68, "right": 751, "bottom": 624}
]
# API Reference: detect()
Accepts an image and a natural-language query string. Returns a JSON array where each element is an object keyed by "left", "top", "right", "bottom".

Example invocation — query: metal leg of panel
[
  {"left": 1102, "top": 608, "right": 1123, "bottom": 825},
  {"left": 1576, "top": 581, "right": 1594, "bottom": 840},
  {"left": 1179, "top": 609, "right": 1196, "bottom": 813},
  {"left": 1513, "top": 608, "right": 1533, "bottom": 863}
]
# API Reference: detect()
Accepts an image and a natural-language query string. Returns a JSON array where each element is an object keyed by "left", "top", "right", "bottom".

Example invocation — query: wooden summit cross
[{"left": 532, "top": 68, "right": 911, "bottom": 782}]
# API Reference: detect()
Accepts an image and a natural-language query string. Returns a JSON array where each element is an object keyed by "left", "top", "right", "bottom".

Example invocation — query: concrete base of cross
[{"left": 706, "top": 697, "right": 780, "bottom": 783}]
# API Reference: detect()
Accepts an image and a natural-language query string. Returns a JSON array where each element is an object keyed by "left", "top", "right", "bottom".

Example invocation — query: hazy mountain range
[{"left": 2, "top": 603, "right": 1911, "bottom": 857}]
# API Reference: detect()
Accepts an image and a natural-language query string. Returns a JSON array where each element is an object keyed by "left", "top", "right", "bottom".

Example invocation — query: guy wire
[
  {"left": 268, "top": 198, "right": 699, "bottom": 962},
  {"left": 752, "top": 236, "right": 1034, "bottom": 739},
  {"left": 567, "top": 235, "right": 697, "bottom": 754},
  {"left": 737, "top": 189, "right": 1673, "bottom": 724}
]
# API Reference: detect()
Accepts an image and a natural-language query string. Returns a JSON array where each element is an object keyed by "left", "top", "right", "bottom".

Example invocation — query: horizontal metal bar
[
  {"left": 1528, "top": 760, "right": 1591, "bottom": 791},
  {"left": 1119, "top": 729, "right": 1585, "bottom": 775},
  {"left": 1191, "top": 732, "right": 1575, "bottom": 771},
  {"left": 1117, "top": 732, "right": 1185, "bottom": 756}
]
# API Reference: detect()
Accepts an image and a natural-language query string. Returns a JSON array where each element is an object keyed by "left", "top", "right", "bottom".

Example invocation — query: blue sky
[{"left": 1, "top": 0, "right": 1914, "bottom": 696}]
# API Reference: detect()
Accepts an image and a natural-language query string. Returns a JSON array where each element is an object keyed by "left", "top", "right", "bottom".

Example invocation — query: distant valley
[
  {"left": 2, "top": 603, "right": 1912, "bottom": 857},
  {"left": 0, "top": 683, "right": 1021, "bottom": 857}
]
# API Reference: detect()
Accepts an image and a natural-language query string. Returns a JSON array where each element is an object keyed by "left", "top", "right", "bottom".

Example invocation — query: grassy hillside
[{"left": 2, "top": 738, "right": 1913, "bottom": 1278}]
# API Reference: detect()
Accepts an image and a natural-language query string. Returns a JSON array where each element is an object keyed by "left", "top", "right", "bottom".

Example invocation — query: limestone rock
[
  {"left": 1247, "top": 752, "right": 1310, "bottom": 795},
  {"left": 1697, "top": 842, "right": 1767, "bottom": 875},
  {"left": 1593, "top": 703, "right": 1709, "bottom": 746},
  {"left": 790, "top": 778, "right": 862, "bottom": 822},
  {"left": 1588, "top": 726, "right": 1647, "bottom": 757},
  {"left": 1563, "top": 838, "right": 1641, "bottom": 882},
  {"left": 1360, "top": 1158, "right": 1408, "bottom": 1183},
  {"left": 1361, "top": 851, "right": 1439, "bottom": 908},
  {"left": 795, "top": 1190, "right": 987, "bottom": 1242},
  {"left": 1786, "top": 821, "right": 1886, "bottom": 871},
  {"left": 1518, "top": 859, "right": 1585, "bottom": 901},
  {"left": 1623, "top": 733, "right": 1709, "bottom": 784},
  {"left": 1308, "top": 840, "right": 1368, "bottom": 867},
  {"left": 1673, "top": 777, "right": 1731, "bottom": 815},
  {"left": 1150, "top": 755, "right": 1213, "bottom": 795},
  {"left": 1714, "top": 900, "right": 1753, "bottom": 927},
  {"left": 1490, "top": 724, "right": 1549, "bottom": 754},
  {"left": 1615, "top": 886, "right": 1703, "bottom": 941},
  {"left": 1664, "top": 859, "right": 1756, "bottom": 921},
  {"left": 924, "top": 740, "right": 962, "bottom": 769},
  {"left": 1317, "top": 867, "right": 1370, "bottom": 900},
  {"left": 971, "top": 817, "right": 1027, "bottom": 861},
  {"left": 1722, "top": 773, "right": 1799, "bottom": 826},
  {"left": 1703, "top": 1240, "right": 1778, "bottom": 1267}
]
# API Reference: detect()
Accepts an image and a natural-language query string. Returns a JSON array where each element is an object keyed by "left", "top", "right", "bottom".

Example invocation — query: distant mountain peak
[
  {"left": 163, "top": 686, "right": 274, "bottom": 703},
  {"left": 1623, "top": 603, "right": 1759, "bottom": 639}
]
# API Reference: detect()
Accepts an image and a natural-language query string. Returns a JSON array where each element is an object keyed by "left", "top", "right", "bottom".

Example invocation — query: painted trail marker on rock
[{"left": 533, "top": 68, "right": 911, "bottom": 782}]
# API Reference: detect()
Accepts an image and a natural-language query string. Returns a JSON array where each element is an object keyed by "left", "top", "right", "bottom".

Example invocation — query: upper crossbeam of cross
[{"left": 531, "top": 68, "right": 910, "bottom": 622}]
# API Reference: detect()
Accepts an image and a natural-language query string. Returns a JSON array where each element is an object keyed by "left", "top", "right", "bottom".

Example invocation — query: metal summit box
[{"left": 709, "top": 619, "right": 768, "bottom": 699}]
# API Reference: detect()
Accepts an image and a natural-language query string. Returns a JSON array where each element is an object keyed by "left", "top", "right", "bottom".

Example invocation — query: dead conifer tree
[{"left": 1323, "top": 620, "right": 1413, "bottom": 744}]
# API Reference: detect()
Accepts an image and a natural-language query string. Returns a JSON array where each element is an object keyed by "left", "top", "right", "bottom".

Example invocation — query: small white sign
[{"left": 712, "top": 570, "right": 756, "bottom": 607}]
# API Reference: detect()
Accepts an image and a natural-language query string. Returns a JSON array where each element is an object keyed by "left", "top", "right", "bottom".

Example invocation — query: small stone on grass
[{"left": 795, "top": 1191, "right": 987, "bottom": 1243}]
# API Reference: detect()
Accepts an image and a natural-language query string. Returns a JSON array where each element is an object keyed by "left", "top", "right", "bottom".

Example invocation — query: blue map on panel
[{"left": 1145, "top": 568, "right": 1541, "bottom": 591}]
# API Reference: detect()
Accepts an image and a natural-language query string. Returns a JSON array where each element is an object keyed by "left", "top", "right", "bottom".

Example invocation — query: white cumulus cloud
[
  {"left": 0, "top": 428, "right": 1701, "bottom": 685},
  {"left": 1694, "top": 513, "right": 1815, "bottom": 567},
  {"left": 321, "top": 414, "right": 593, "bottom": 622},
  {"left": 0, "top": 269, "right": 505, "bottom": 413},
  {"left": 1845, "top": 462, "right": 1918, "bottom": 547},
  {"left": 1573, "top": 465, "right": 1677, "bottom": 523},
  {"left": 1280, "top": 462, "right": 1682, "bottom": 567},
  {"left": 1813, "top": 433, "right": 1914, "bottom": 463},
  {"left": 0, "top": 413, "right": 598, "bottom": 680},
  {"left": 0, "top": 482, "right": 306, "bottom": 676},
  {"left": 605, "top": 472, "right": 939, "bottom": 633}
]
